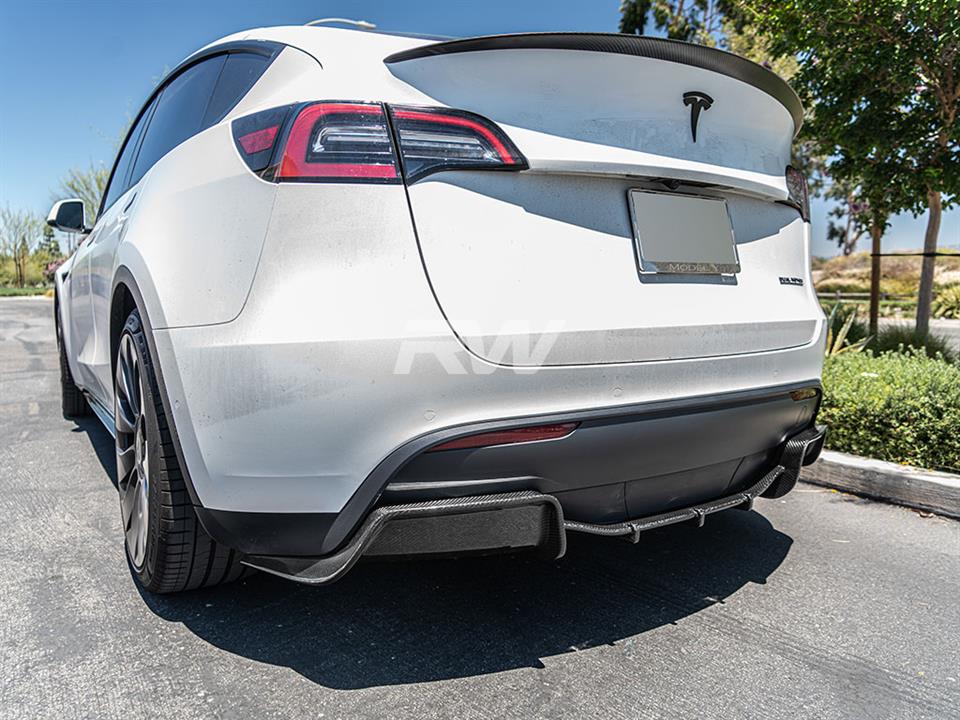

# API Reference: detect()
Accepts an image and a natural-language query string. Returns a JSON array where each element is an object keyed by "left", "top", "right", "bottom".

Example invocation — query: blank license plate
[{"left": 628, "top": 190, "right": 739, "bottom": 275}]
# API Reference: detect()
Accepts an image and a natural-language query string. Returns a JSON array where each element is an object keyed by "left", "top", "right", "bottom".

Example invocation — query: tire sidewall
[{"left": 118, "top": 311, "right": 164, "bottom": 587}]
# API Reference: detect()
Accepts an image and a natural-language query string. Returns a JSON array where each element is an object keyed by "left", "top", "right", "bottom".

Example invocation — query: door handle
[{"left": 116, "top": 193, "right": 137, "bottom": 239}]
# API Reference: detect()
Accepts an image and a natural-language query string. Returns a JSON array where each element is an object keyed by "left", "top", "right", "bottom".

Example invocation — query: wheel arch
[
  {"left": 53, "top": 272, "right": 80, "bottom": 387},
  {"left": 109, "top": 281, "right": 137, "bottom": 382},
  {"left": 110, "top": 267, "right": 204, "bottom": 508}
]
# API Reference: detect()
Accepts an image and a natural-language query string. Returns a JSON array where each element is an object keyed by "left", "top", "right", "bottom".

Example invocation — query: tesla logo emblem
[{"left": 683, "top": 91, "right": 713, "bottom": 142}]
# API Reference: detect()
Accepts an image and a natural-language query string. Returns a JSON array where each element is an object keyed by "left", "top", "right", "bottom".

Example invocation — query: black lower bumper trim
[{"left": 242, "top": 425, "right": 826, "bottom": 585}]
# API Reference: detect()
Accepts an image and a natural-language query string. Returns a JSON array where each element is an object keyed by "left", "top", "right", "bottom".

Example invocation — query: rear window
[
  {"left": 202, "top": 52, "right": 271, "bottom": 127},
  {"left": 101, "top": 95, "right": 156, "bottom": 213},
  {"left": 129, "top": 56, "right": 225, "bottom": 187}
]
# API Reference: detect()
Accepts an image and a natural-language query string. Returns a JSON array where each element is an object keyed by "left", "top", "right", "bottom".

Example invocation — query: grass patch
[{"left": 0, "top": 286, "right": 51, "bottom": 297}]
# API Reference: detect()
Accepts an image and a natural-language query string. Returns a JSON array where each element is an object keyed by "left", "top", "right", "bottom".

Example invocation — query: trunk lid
[{"left": 385, "top": 34, "right": 821, "bottom": 366}]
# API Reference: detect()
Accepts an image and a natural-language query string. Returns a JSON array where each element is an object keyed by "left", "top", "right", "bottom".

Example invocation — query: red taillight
[
  {"left": 427, "top": 423, "right": 579, "bottom": 453},
  {"left": 785, "top": 165, "right": 810, "bottom": 222},
  {"left": 276, "top": 102, "right": 399, "bottom": 182},
  {"left": 231, "top": 101, "right": 527, "bottom": 184},
  {"left": 390, "top": 105, "right": 527, "bottom": 182}
]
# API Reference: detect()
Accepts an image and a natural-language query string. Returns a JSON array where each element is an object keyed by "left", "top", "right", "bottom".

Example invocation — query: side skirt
[{"left": 84, "top": 392, "right": 116, "bottom": 439}]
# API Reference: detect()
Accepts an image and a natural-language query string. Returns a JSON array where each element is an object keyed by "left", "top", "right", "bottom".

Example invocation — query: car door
[
  {"left": 67, "top": 93, "right": 154, "bottom": 395},
  {"left": 74, "top": 95, "right": 157, "bottom": 406},
  {"left": 65, "top": 227, "right": 97, "bottom": 390}
]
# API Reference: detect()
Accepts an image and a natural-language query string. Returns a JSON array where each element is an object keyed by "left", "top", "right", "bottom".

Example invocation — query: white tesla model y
[{"left": 49, "top": 27, "right": 826, "bottom": 593}]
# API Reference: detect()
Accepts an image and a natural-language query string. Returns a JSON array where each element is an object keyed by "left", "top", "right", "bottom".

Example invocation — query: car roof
[{"left": 198, "top": 26, "right": 433, "bottom": 67}]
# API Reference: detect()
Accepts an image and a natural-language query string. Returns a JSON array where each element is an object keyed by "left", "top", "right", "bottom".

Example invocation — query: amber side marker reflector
[
  {"left": 790, "top": 388, "right": 819, "bottom": 401},
  {"left": 427, "top": 423, "right": 580, "bottom": 453}
]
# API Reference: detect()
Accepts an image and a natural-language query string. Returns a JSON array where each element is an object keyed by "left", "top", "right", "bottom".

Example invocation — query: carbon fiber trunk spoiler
[{"left": 383, "top": 32, "right": 803, "bottom": 134}]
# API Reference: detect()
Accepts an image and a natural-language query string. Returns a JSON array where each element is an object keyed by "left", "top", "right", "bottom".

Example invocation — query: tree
[
  {"left": 619, "top": 0, "right": 728, "bottom": 43},
  {"left": 737, "top": 0, "right": 959, "bottom": 336},
  {"left": 55, "top": 162, "right": 108, "bottom": 228},
  {"left": 825, "top": 185, "right": 869, "bottom": 257},
  {"left": 36, "top": 224, "right": 62, "bottom": 260},
  {"left": 0, "top": 207, "right": 42, "bottom": 288},
  {"left": 722, "top": 14, "right": 797, "bottom": 79}
]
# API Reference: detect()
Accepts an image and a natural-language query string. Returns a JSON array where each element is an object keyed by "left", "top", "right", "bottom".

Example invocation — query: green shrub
[
  {"left": 821, "top": 350, "right": 960, "bottom": 473},
  {"left": 823, "top": 304, "right": 957, "bottom": 363},
  {"left": 824, "top": 303, "right": 870, "bottom": 345},
  {"left": 869, "top": 323, "right": 958, "bottom": 364},
  {"left": 932, "top": 285, "right": 960, "bottom": 319}
]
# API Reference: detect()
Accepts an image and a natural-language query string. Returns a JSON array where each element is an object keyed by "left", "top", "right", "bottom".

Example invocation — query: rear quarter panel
[{"left": 118, "top": 46, "right": 324, "bottom": 329}]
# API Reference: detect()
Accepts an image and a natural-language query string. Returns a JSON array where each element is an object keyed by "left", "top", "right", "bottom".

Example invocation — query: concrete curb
[{"left": 803, "top": 450, "right": 960, "bottom": 519}]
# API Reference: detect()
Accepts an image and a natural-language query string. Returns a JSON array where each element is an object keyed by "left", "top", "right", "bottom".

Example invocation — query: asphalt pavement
[{"left": 1, "top": 296, "right": 958, "bottom": 720}]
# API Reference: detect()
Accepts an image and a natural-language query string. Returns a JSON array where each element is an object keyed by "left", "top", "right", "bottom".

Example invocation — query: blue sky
[{"left": 1, "top": 0, "right": 954, "bottom": 256}]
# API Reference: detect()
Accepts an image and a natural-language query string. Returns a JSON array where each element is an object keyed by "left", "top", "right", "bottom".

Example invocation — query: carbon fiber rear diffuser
[
  {"left": 567, "top": 425, "right": 825, "bottom": 542},
  {"left": 243, "top": 425, "right": 825, "bottom": 584}
]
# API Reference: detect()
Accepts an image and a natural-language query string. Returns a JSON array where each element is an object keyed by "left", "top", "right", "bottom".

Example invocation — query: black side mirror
[{"left": 47, "top": 199, "right": 88, "bottom": 233}]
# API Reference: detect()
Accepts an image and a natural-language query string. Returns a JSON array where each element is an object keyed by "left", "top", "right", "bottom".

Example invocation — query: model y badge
[{"left": 683, "top": 91, "right": 713, "bottom": 142}]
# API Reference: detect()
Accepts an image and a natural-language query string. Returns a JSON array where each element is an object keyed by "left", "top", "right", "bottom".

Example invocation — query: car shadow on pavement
[
  {"left": 73, "top": 416, "right": 119, "bottom": 489},
  {"left": 76, "top": 413, "right": 793, "bottom": 689},
  {"left": 138, "top": 509, "right": 792, "bottom": 689}
]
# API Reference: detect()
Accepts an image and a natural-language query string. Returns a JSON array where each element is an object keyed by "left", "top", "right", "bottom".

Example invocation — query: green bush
[
  {"left": 869, "top": 324, "right": 958, "bottom": 364},
  {"left": 824, "top": 303, "right": 870, "bottom": 346},
  {"left": 932, "top": 285, "right": 960, "bottom": 319},
  {"left": 821, "top": 350, "right": 960, "bottom": 473},
  {"left": 822, "top": 304, "right": 957, "bottom": 364}
]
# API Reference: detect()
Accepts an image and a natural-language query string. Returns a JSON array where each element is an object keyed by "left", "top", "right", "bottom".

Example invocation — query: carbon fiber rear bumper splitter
[
  {"left": 243, "top": 492, "right": 565, "bottom": 585},
  {"left": 242, "top": 425, "right": 825, "bottom": 585},
  {"left": 565, "top": 425, "right": 825, "bottom": 542}
]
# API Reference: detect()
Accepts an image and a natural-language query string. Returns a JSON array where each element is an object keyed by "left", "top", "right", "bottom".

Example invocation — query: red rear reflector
[
  {"left": 427, "top": 423, "right": 579, "bottom": 452},
  {"left": 237, "top": 125, "right": 279, "bottom": 154}
]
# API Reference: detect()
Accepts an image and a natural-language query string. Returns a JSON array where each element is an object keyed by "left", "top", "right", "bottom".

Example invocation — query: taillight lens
[
  {"left": 231, "top": 101, "right": 527, "bottom": 184},
  {"left": 426, "top": 423, "right": 579, "bottom": 453},
  {"left": 785, "top": 165, "right": 810, "bottom": 222},
  {"left": 390, "top": 105, "right": 528, "bottom": 182},
  {"left": 277, "top": 102, "right": 399, "bottom": 182}
]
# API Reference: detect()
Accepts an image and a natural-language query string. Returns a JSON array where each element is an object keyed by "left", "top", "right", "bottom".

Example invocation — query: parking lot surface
[{"left": 1, "top": 296, "right": 958, "bottom": 720}]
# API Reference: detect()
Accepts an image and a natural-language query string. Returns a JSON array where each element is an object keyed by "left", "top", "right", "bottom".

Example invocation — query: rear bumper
[
  {"left": 198, "top": 381, "right": 823, "bottom": 558},
  {"left": 243, "top": 425, "right": 825, "bottom": 584}
]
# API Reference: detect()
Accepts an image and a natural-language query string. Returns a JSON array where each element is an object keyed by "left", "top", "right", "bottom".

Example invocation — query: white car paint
[{"left": 55, "top": 27, "right": 824, "bottom": 520}]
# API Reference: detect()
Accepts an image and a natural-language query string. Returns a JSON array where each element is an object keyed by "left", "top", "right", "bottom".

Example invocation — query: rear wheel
[
  {"left": 56, "top": 300, "right": 88, "bottom": 418},
  {"left": 115, "top": 309, "right": 247, "bottom": 593}
]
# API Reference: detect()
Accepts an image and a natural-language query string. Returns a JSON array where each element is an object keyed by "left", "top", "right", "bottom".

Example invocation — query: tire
[
  {"left": 56, "top": 300, "right": 89, "bottom": 418},
  {"left": 115, "top": 308, "right": 247, "bottom": 593}
]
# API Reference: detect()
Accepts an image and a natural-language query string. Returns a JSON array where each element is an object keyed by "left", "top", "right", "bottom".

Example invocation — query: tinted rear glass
[
  {"left": 129, "top": 55, "right": 225, "bottom": 187},
  {"left": 101, "top": 95, "right": 156, "bottom": 213},
  {"left": 202, "top": 53, "right": 271, "bottom": 128}
]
